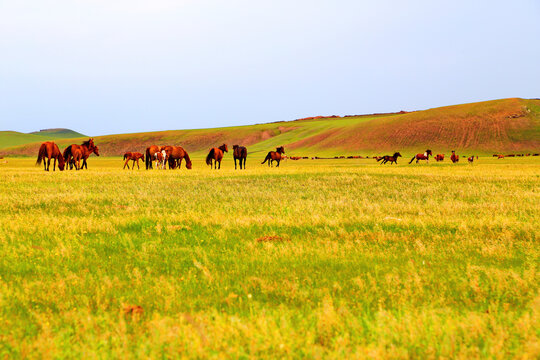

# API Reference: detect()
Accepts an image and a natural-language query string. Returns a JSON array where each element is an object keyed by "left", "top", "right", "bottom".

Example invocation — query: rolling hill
[
  {"left": 1, "top": 98, "right": 539, "bottom": 157},
  {"left": 0, "top": 128, "right": 87, "bottom": 149}
]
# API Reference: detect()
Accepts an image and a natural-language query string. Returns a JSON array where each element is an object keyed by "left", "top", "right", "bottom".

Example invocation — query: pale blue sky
[{"left": 0, "top": 0, "right": 539, "bottom": 136}]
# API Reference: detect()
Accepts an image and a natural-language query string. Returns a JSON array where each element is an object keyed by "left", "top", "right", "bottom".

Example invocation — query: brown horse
[
  {"left": 145, "top": 145, "right": 165, "bottom": 169},
  {"left": 63, "top": 139, "right": 99, "bottom": 170},
  {"left": 409, "top": 149, "right": 432, "bottom": 164},
  {"left": 71, "top": 147, "right": 84, "bottom": 170},
  {"left": 450, "top": 150, "right": 459, "bottom": 163},
  {"left": 262, "top": 146, "right": 285, "bottom": 167},
  {"left": 163, "top": 146, "right": 192, "bottom": 169},
  {"left": 233, "top": 145, "right": 247, "bottom": 169},
  {"left": 123, "top": 152, "right": 145, "bottom": 169},
  {"left": 468, "top": 156, "right": 475, "bottom": 164},
  {"left": 377, "top": 152, "right": 402, "bottom": 165},
  {"left": 206, "top": 144, "right": 228, "bottom": 169},
  {"left": 435, "top": 154, "right": 445, "bottom": 162},
  {"left": 36, "top": 142, "right": 65, "bottom": 171}
]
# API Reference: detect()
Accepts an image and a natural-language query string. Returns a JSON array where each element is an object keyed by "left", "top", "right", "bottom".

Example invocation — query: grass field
[{"left": 0, "top": 157, "right": 538, "bottom": 358}]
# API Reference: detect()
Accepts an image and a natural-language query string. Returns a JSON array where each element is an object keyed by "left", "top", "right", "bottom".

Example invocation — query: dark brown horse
[
  {"left": 206, "top": 144, "right": 228, "bottom": 169},
  {"left": 233, "top": 145, "right": 247, "bottom": 169},
  {"left": 409, "top": 150, "right": 432, "bottom": 164},
  {"left": 262, "top": 146, "right": 285, "bottom": 167},
  {"left": 377, "top": 152, "right": 402, "bottom": 165},
  {"left": 36, "top": 142, "right": 65, "bottom": 171},
  {"left": 63, "top": 139, "right": 99, "bottom": 170},
  {"left": 450, "top": 150, "right": 459, "bottom": 163},
  {"left": 163, "top": 146, "right": 192, "bottom": 170},
  {"left": 145, "top": 145, "right": 164, "bottom": 169},
  {"left": 123, "top": 152, "right": 145, "bottom": 169}
]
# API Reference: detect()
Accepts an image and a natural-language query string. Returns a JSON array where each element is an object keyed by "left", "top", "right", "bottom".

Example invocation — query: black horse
[{"left": 377, "top": 152, "right": 402, "bottom": 165}]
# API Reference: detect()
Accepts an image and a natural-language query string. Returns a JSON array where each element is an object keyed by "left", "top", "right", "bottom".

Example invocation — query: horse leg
[
  {"left": 53, "top": 158, "right": 56, "bottom": 171},
  {"left": 234, "top": 158, "right": 237, "bottom": 169},
  {"left": 276, "top": 159, "right": 280, "bottom": 167},
  {"left": 218, "top": 160, "right": 221, "bottom": 170},
  {"left": 243, "top": 158, "right": 246, "bottom": 169},
  {"left": 124, "top": 158, "right": 130, "bottom": 169},
  {"left": 136, "top": 159, "right": 140, "bottom": 169},
  {"left": 46, "top": 157, "right": 51, "bottom": 171}
]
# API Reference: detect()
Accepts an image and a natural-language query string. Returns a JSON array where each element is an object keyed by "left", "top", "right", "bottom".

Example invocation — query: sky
[{"left": 0, "top": 0, "right": 539, "bottom": 136}]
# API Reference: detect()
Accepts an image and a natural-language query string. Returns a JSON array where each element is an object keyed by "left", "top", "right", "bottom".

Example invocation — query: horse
[
  {"left": 408, "top": 150, "right": 432, "bottom": 164},
  {"left": 468, "top": 156, "right": 475, "bottom": 164},
  {"left": 153, "top": 150, "right": 167, "bottom": 169},
  {"left": 145, "top": 145, "right": 164, "bottom": 169},
  {"left": 450, "top": 150, "right": 459, "bottom": 163},
  {"left": 36, "top": 142, "right": 65, "bottom": 171},
  {"left": 262, "top": 146, "right": 285, "bottom": 167},
  {"left": 123, "top": 152, "right": 145, "bottom": 169},
  {"left": 63, "top": 139, "right": 99, "bottom": 170},
  {"left": 71, "top": 147, "right": 84, "bottom": 170},
  {"left": 377, "top": 152, "right": 402, "bottom": 165},
  {"left": 233, "top": 145, "right": 247, "bottom": 169},
  {"left": 206, "top": 144, "right": 228, "bottom": 169},
  {"left": 163, "top": 145, "right": 192, "bottom": 170},
  {"left": 435, "top": 154, "right": 445, "bottom": 162}
]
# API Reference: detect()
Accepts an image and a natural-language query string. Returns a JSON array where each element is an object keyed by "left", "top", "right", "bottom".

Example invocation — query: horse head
[
  {"left": 93, "top": 146, "right": 100, "bottom": 156},
  {"left": 186, "top": 160, "right": 193, "bottom": 169},
  {"left": 233, "top": 145, "right": 239, "bottom": 150},
  {"left": 426, "top": 149, "right": 432, "bottom": 156},
  {"left": 394, "top": 152, "right": 402, "bottom": 158},
  {"left": 220, "top": 144, "right": 228, "bottom": 152},
  {"left": 277, "top": 146, "right": 285, "bottom": 154}
]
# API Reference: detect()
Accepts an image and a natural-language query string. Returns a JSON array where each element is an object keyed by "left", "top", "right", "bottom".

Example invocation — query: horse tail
[
  {"left": 377, "top": 157, "right": 384, "bottom": 162},
  {"left": 408, "top": 155, "right": 416, "bottom": 164},
  {"left": 206, "top": 148, "right": 215, "bottom": 166},
  {"left": 36, "top": 144, "right": 46, "bottom": 165},
  {"left": 62, "top": 145, "right": 72, "bottom": 160},
  {"left": 261, "top": 152, "right": 271, "bottom": 164},
  {"left": 145, "top": 148, "right": 151, "bottom": 169}
]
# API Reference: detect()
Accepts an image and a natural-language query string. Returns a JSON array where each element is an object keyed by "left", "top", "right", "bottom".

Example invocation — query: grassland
[
  {"left": 0, "top": 157, "right": 538, "bottom": 358},
  {"left": 2, "top": 98, "right": 539, "bottom": 157}
]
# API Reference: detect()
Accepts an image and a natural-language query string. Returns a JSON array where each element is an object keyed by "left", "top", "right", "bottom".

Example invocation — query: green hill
[
  {"left": 28, "top": 128, "right": 87, "bottom": 139},
  {"left": 1, "top": 98, "right": 539, "bottom": 157},
  {"left": 0, "top": 128, "right": 87, "bottom": 149}
]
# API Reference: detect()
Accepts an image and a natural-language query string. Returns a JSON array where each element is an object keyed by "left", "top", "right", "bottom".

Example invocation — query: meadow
[{"left": 0, "top": 156, "right": 538, "bottom": 358}]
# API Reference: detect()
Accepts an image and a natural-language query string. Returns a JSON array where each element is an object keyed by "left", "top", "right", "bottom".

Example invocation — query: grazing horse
[
  {"left": 261, "top": 146, "right": 285, "bottom": 167},
  {"left": 435, "top": 154, "right": 445, "bottom": 162},
  {"left": 468, "top": 156, "right": 475, "bottom": 164},
  {"left": 145, "top": 145, "right": 164, "bottom": 169},
  {"left": 36, "top": 142, "right": 65, "bottom": 171},
  {"left": 377, "top": 152, "right": 402, "bottom": 165},
  {"left": 206, "top": 144, "right": 228, "bottom": 169},
  {"left": 450, "top": 150, "right": 459, "bottom": 163},
  {"left": 63, "top": 139, "right": 99, "bottom": 170},
  {"left": 123, "top": 152, "right": 145, "bottom": 169},
  {"left": 233, "top": 145, "right": 247, "bottom": 169},
  {"left": 163, "top": 145, "right": 192, "bottom": 170},
  {"left": 408, "top": 150, "right": 432, "bottom": 164}
]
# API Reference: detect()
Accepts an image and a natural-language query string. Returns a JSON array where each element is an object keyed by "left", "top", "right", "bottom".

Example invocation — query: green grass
[{"left": 0, "top": 157, "right": 538, "bottom": 358}]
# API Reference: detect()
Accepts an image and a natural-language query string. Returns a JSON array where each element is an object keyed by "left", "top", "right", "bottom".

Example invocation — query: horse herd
[
  {"left": 36, "top": 139, "right": 287, "bottom": 171},
  {"left": 375, "top": 150, "right": 476, "bottom": 165}
]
